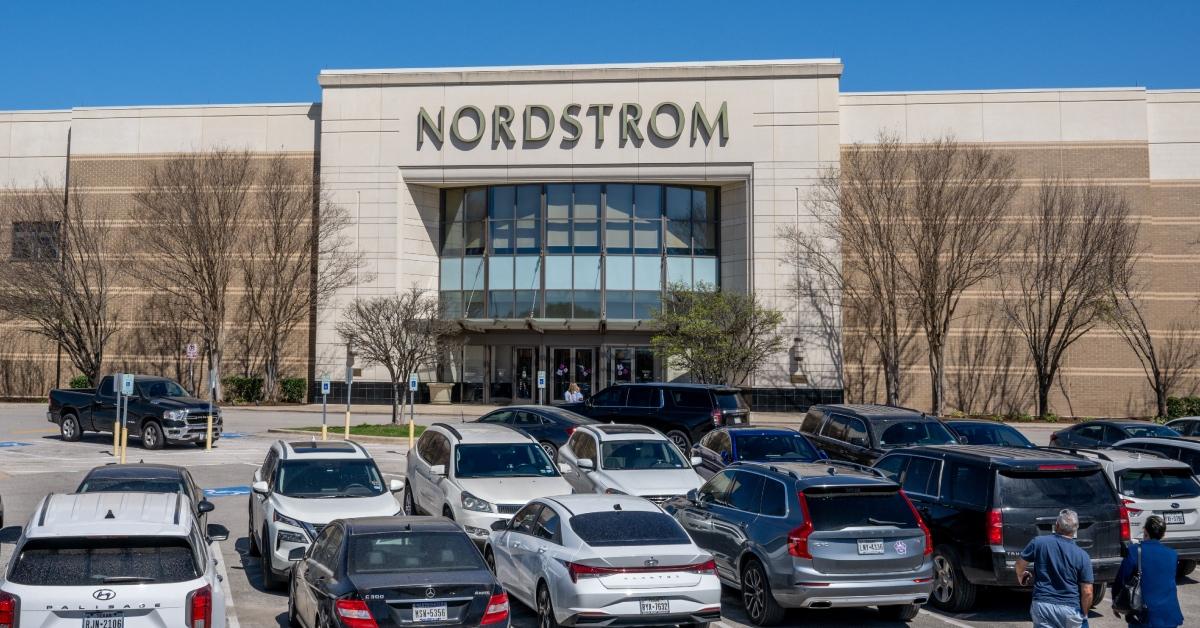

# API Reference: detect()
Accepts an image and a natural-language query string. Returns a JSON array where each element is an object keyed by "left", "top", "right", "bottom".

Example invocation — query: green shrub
[
  {"left": 68, "top": 375, "right": 90, "bottom": 389},
  {"left": 280, "top": 378, "right": 307, "bottom": 403},
  {"left": 222, "top": 376, "right": 263, "bottom": 404},
  {"left": 1167, "top": 396, "right": 1200, "bottom": 419}
]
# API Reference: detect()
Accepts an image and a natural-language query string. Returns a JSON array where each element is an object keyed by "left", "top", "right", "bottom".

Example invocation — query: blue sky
[{"left": 1, "top": 1, "right": 1197, "bottom": 109}]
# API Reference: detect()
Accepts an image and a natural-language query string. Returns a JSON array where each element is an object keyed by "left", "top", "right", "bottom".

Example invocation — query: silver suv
[{"left": 665, "top": 461, "right": 933, "bottom": 625}]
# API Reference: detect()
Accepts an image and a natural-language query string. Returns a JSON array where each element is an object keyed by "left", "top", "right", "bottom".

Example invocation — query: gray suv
[{"left": 665, "top": 461, "right": 933, "bottom": 625}]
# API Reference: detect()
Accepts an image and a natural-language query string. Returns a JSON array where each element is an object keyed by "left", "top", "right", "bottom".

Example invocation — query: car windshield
[
  {"left": 1117, "top": 468, "right": 1200, "bottom": 499},
  {"left": 137, "top": 380, "right": 188, "bottom": 398},
  {"left": 8, "top": 536, "right": 200, "bottom": 586},
  {"left": 601, "top": 440, "right": 688, "bottom": 471},
  {"left": 276, "top": 459, "right": 386, "bottom": 498},
  {"left": 454, "top": 444, "right": 558, "bottom": 478},
  {"left": 877, "top": 421, "right": 958, "bottom": 448},
  {"left": 735, "top": 434, "right": 820, "bottom": 462},
  {"left": 998, "top": 470, "right": 1116, "bottom": 508},
  {"left": 949, "top": 423, "right": 1035, "bottom": 448},
  {"left": 350, "top": 531, "right": 485, "bottom": 574},
  {"left": 1124, "top": 424, "right": 1180, "bottom": 439},
  {"left": 803, "top": 488, "right": 919, "bottom": 531},
  {"left": 78, "top": 478, "right": 187, "bottom": 495},
  {"left": 569, "top": 511, "right": 692, "bottom": 546}
]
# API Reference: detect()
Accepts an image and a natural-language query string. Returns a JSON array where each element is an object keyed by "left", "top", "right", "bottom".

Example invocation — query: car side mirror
[
  {"left": 389, "top": 479, "right": 404, "bottom": 492},
  {"left": 577, "top": 458, "right": 594, "bottom": 471},
  {"left": 206, "top": 523, "right": 229, "bottom": 542},
  {"left": 690, "top": 456, "right": 703, "bottom": 466},
  {"left": 430, "top": 464, "right": 446, "bottom": 477},
  {"left": 251, "top": 481, "right": 270, "bottom": 495},
  {"left": 686, "top": 488, "right": 699, "bottom": 503},
  {"left": 490, "top": 520, "right": 508, "bottom": 532},
  {"left": 197, "top": 500, "right": 215, "bottom": 514},
  {"left": 288, "top": 547, "right": 306, "bottom": 562},
  {"left": 558, "top": 462, "right": 572, "bottom": 475}
]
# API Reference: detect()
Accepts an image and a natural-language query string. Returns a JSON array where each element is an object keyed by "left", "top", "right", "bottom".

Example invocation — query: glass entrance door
[
  {"left": 514, "top": 347, "right": 534, "bottom": 402},
  {"left": 550, "top": 347, "right": 596, "bottom": 401}
]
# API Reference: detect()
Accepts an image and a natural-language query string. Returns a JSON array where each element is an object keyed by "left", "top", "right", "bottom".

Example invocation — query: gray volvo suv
[{"left": 665, "top": 461, "right": 933, "bottom": 625}]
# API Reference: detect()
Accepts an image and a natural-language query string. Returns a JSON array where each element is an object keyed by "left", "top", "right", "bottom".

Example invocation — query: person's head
[
  {"left": 568, "top": 383, "right": 580, "bottom": 393},
  {"left": 1054, "top": 509, "right": 1080, "bottom": 538},
  {"left": 1144, "top": 515, "right": 1167, "bottom": 541}
]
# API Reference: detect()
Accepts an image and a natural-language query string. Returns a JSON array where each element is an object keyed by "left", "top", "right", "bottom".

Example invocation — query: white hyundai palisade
[{"left": 0, "top": 491, "right": 229, "bottom": 628}]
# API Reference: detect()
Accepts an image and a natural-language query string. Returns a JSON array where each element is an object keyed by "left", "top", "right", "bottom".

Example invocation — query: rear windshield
[
  {"left": 998, "top": 470, "right": 1116, "bottom": 509},
  {"left": 735, "top": 434, "right": 820, "bottom": 462},
  {"left": 1124, "top": 424, "right": 1180, "bottom": 439},
  {"left": 715, "top": 391, "right": 747, "bottom": 411},
  {"left": 1117, "top": 468, "right": 1200, "bottom": 499},
  {"left": 78, "top": 478, "right": 187, "bottom": 495},
  {"left": 803, "top": 489, "right": 919, "bottom": 531},
  {"left": 570, "top": 511, "right": 691, "bottom": 546},
  {"left": 8, "top": 536, "right": 200, "bottom": 586},
  {"left": 877, "top": 421, "right": 958, "bottom": 448},
  {"left": 349, "top": 531, "right": 484, "bottom": 574},
  {"left": 949, "top": 423, "right": 1034, "bottom": 448}
]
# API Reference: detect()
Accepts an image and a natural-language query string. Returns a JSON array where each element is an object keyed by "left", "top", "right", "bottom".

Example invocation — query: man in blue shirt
[
  {"left": 1113, "top": 515, "right": 1184, "bottom": 628},
  {"left": 1015, "top": 509, "right": 1093, "bottom": 628}
]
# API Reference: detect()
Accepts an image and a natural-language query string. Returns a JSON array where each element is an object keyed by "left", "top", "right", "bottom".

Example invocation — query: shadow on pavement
[{"left": 234, "top": 535, "right": 287, "bottom": 597}]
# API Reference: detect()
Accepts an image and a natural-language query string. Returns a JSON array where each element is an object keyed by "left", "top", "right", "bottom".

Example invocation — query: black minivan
[
  {"left": 873, "top": 445, "right": 1128, "bottom": 612},
  {"left": 560, "top": 383, "right": 749, "bottom": 450}
]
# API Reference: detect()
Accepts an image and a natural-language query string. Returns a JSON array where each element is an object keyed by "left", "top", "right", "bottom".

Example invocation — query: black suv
[
  {"left": 799, "top": 404, "right": 958, "bottom": 465},
  {"left": 873, "top": 445, "right": 1128, "bottom": 612},
  {"left": 561, "top": 383, "right": 749, "bottom": 450}
]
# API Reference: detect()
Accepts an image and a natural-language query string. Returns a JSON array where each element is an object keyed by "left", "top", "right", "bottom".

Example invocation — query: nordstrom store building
[{"left": 4, "top": 59, "right": 1199, "bottom": 416}]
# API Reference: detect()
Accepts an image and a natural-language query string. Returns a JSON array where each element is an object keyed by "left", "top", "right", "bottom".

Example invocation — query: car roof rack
[
  {"left": 37, "top": 494, "right": 53, "bottom": 526},
  {"left": 432, "top": 422, "right": 462, "bottom": 439},
  {"left": 826, "top": 460, "right": 884, "bottom": 477},
  {"left": 1042, "top": 446, "right": 1112, "bottom": 462}
]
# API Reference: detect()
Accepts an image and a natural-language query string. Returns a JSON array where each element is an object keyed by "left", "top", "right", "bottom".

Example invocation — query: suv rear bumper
[
  {"left": 985, "top": 553, "right": 1124, "bottom": 585},
  {"left": 1158, "top": 536, "right": 1200, "bottom": 560},
  {"left": 773, "top": 575, "right": 933, "bottom": 609}
]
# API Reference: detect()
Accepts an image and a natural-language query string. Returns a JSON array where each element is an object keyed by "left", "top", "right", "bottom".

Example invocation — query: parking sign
[
  {"left": 537, "top": 370, "right": 546, "bottom": 389},
  {"left": 120, "top": 373, "right": 134, "bottom": 396},
  {"left": 186, "top": 343, "right": 198, "bottom": 360},
  {"left": 408, "top": 373, "right": 419, "bottom": 392},
  {"left": 320, "top": 375, "right": 330, "bottom": 396}
]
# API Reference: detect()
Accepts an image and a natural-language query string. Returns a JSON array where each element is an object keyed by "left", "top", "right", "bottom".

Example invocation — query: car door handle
[
  {"left": 511, "top": 541, "right": 523, "bottom": 549},
  {"left": 537, "top": 546, "right": 547, "bottom": 554}
]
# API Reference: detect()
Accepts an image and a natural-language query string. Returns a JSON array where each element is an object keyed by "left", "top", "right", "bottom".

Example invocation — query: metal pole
[
  {"left": 344, "top": 377, "right": 352, "bottom": 440},
  {"left": 206, "top": 368, "right": 214, "bottom": 451},
  {"left": 408, "top": 386, "right": 416, "bottom": 448},
  {"left": 321, "top": 393, "right": 328, "bottom": 441},
  {"left": 112, "top": 380, "right": 120, "bottom": 457},
  {"left": 119, "top": 383, "right": 128, "bottom": 464}
]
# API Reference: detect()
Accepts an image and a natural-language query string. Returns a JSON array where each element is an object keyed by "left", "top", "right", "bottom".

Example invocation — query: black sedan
[
  {"left": 944, "top": 419, "right": 1036, "bottom": 448},
  {"left": 287, "top": 516, "right": 509, "bottom": 627},
  {"left": 75, "top": 463, "right": 214, "bottom": 526},
  {"left": 1050, "top": 419, "right": 1181, "bottom": 448},
  {"left": 475, "top": 405, "right": 597, "bottom": 461}
]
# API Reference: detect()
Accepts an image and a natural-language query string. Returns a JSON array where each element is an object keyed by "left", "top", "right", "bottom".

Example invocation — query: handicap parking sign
[{"left": 203, "top": 486, "right": 251, "bottom": 497}]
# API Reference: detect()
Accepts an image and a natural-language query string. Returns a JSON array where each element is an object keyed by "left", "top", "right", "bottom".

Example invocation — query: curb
[{"left": 266, "top": 428, "right": 420, "bottom": 446}]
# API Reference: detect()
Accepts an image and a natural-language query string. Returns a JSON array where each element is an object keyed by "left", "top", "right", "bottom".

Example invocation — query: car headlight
[
  {"left": 162, "top": 409, "right": 189, "bottom": 421},
  {"left": 274, "top": 511, "right": 305, "bottom": 529},
  {"left": 461, "top": 491, "right": 493, "bottom": 512},
  {"left": 277, "top": 530, "right": 306, "bottom": 544}
]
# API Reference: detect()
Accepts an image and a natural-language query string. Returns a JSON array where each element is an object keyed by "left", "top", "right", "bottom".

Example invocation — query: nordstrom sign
[{"left": 416, "top": 102, "right": 729, "bottom": 149}]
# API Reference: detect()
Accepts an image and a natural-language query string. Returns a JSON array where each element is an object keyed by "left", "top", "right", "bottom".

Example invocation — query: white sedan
[{"left": 485, "top": 494, "right": 723, "bottom": 627}]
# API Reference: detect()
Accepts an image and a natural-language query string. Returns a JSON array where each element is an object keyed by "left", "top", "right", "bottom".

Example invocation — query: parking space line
[
  {"left": 920, "top": 609, "right": 976, "bottom": 628},
  {"left": 211, "top": 540, "right": 241, "bottom": 628}
]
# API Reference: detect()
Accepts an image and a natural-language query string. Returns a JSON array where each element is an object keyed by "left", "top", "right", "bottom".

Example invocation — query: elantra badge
[{"left": 93, "top": 589, "right": 116, "bottom": 601}]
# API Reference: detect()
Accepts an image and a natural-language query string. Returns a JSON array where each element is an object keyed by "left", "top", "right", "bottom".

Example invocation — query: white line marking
[
  {"left": 920, "top": 609, "right": 976, "bottom": 628},
  {"left": 212, "top": 540, "right": 241, "bottom": 628}
]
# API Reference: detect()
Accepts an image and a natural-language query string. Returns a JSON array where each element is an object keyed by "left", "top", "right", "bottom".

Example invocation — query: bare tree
[
  {"left": 951, "top": 307, "right": 1030, "bottom": 416},
  {"left": 1002, "top": 178, "right": 1138, "bottom": 418},
  {"left": 336, "top": 289, "right": 460, "bottom": 424},
  {"left": 0, "top": 179, "right": 118, "bottom": 385},
  {"left": 900, "top": 139, "right": 1018, "bottom": 415},
  {"left": 241, "top": 155, "right": 360, "bottom": 401},
  {"left": 132, "top": 149, "right": 253, "bottom": 401},
  {"left": 783, "top": 135, "right": 915, "bottom": 406},
  {"left": 1109, "top": 270, "right": 1200, "bottom": 417}
]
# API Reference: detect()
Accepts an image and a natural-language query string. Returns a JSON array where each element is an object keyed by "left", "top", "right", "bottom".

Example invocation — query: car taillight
[
  {"left": 690, "top": 559, "right": 718, "bottom": 575},
  {"left": 567, "top": 559, "right": 719, "bottom": 583},
  {"left": 335, "top": 597, "right": 378, "bottom": 628},
  {"left": 1121, "top": 498, "right": 1142, "bottom": 515},
  {"left": 0, "top": 591, "right": 18, "bottom": 628},
  {"left": 787, "top": 492, "right": 815, "bottom": 558},
  {"left": 481, "top": 592, "right": 510, "bottom": 625},
  {"left": 566, "top": 426, "right": 576, "bottom": 437},
  {"left": 711, "top": 409, "right": 722, "bottom": 426},
  {"left": 1119, "top": 503, "right": 1132, "bottom": 542},
  {"left": 899, "top": 490, "right": 933, "bottom": 556},
  {"left": 186, "top": 585, "right": 211, "bottom": 628},
  {"left": 987, "top": 508, "right": 1004, "bottom": 546}
]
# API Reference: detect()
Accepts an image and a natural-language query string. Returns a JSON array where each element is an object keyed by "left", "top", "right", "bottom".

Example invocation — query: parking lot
[{"left": 0, "top": 402, "right": 1193, "bottom": 627}]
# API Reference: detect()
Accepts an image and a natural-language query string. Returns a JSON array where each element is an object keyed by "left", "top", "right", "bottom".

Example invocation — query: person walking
[
  {"left": 1014, "top": 509, "right": 1093, "bottom": 628},
  {"left": 1113, "top": 515, "right": 1184, "bottom": 628}
]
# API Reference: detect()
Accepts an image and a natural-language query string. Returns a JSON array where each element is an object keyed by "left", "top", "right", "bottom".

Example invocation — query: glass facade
[{"left": 440, "top": 183, "right": 719, "bottom": 320}]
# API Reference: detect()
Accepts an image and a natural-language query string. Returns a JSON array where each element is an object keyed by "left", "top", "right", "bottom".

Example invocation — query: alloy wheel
[
  {"left": 668, "top": 431, "right": 689, "bottom": 450},
  {"left": 541, "top": 442, "right": 558, "bottom": 461},
  {"left": 933, "top": 555, "right": 955, "bottom": 603},
  {"left": 62, "top": 417, "right": 77, "bottom": 440},
  {"left": 144, "top": 423, "right": 161, "bottom": 449},
  {"left": 538, "top": 586, "right": 554, "bottom": 628},
  {"left": 742, "top": 565, "right": 765, "bottom": 622}
]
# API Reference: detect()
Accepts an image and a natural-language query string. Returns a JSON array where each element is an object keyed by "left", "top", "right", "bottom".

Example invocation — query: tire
[
  {"left": 930, "top": 546, "right": 976, "bottom": 613},
  {"left": 403, "top": 486, "right": 420, "bottom": 515},
  {"left": 878, "top": 604, "right": 920, "bottom": 621},
  {"left": 666, "top": 429, "right": 692, "bottom": 452},
  {"left": 536, "top": 582, "right": 561, "bottom": 628},
  {"left": 261, "top": 529, "right": 283, "bottom": 590},
  {"left": 60, "top": 413, "right": 82, "bottom": 442},
  {"left": 141, "top": 421, "right": 165, "bottom": 450},
  {"left": 539, "top": 441, "right": 559, "bottom": 462},
  {"left": 1178, "top": 559, "right": 1197, "bottom": 578},
  {"left": 1089, "top": 582, "right": 1105, "bottom": 608},
  {"left": 287, "top": 575, "right": 302, "bottom": 627},
  {"left": 740, "top": 559, "right": 785, "bottom": 626},
  {"left": 484, "top": 547, "right": 497, "bottom": 574},
  {"left": 247, "top": 503, "right": 260, "bottom": 557}
]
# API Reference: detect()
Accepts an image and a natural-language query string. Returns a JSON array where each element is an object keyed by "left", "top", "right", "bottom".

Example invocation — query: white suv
[
  {"left": 1073, "top": 447, "right": 1200, "bottom": 577},
  {"left": 0, "top": 491, "right": 229, "bottom": 627},
  {"left": 248, "top": 440, "right": 403, "bottom": 588},
  {"left": 558, "top": 424, "right": 705, "bottom": 505},
  {"left": 404, "top": 422, "right": 573, "bottom": 542}
]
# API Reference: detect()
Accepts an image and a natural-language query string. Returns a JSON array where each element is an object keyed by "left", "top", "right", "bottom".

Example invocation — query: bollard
[
  {"left": 119, "top": 425, "right": 128, "bottom": 464},
  {"left": 205, "top": 414, "right": 213, "bottom": 451}
]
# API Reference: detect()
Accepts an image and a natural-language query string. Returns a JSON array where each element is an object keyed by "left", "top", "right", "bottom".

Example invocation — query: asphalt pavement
[{"left": 0, "top": 402, "right": 1191, "bottom": 627}]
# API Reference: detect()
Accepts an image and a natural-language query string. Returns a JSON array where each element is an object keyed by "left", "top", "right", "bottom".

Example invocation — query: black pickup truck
[{"left": 48, "top": 375, "right": 223, "bottom": 449}]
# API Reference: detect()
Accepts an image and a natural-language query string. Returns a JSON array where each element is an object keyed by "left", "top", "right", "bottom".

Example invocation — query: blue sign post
[
  {"left": 537, "top": 370, "right": 546, "bottom": 405},
  {"left": 320, "top": 374, "right": 331, "bottom": 441}
]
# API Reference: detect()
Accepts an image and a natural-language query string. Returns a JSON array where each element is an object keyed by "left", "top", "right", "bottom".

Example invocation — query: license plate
[
  {"left": 1166, "top": 512, "right": 1185, "bottom": 525},
  {"left": 858, "top": 539, "right": 885, "bottom": 555},
  {"left": 413, "top": 602, "right": 448, "bottom": 622},
  {"left": 83, "top": 612, "right": 124, "bottom": 628},
  {"left": 640, "top": 600, "right": 670, "bottom": 614}
]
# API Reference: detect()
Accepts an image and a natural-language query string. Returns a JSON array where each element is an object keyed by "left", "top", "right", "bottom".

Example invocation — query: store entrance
[
  {"left": 609, "top": 346, "right": 658, "bottom": 385},
  {"left": 490, "top": 346, "right": 537, "bottom": 404},
  {"left": 549, "top": 347, "right": 596, "bottom": 402}
]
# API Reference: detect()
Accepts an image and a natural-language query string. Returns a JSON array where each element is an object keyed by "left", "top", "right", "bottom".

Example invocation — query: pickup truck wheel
[
  {"left": 141, "top": 421, "right": 165, "bottom": 450},
  {"left": 59, "top": 414, "right": 82, "bottom": 442}
]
